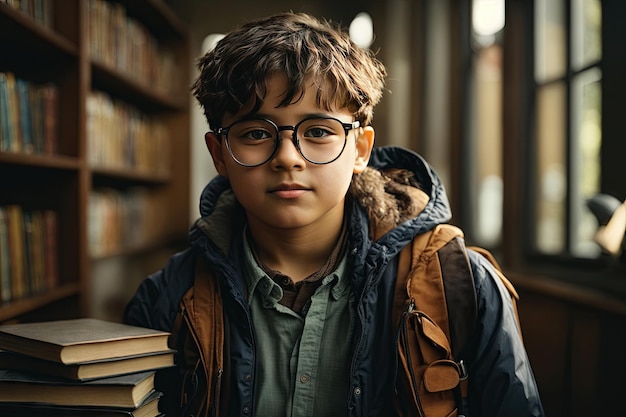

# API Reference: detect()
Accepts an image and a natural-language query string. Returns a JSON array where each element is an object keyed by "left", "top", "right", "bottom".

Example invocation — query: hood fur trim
[{"left": 349, "top": 167, "right": 430, "bottom": 240}]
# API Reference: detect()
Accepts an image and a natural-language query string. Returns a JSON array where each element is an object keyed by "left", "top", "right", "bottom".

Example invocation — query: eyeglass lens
[{"left": 225, "top": 118, "right": 349, "bottom": 166}]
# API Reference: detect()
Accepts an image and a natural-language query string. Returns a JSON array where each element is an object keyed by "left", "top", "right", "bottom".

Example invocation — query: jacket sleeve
[
  {"left": 124, "top": 270, "right": 166, "bottom": 330},
  {"left": 124, "top": 248, "right": 195, "bottom": 332},
  {"left": 463, "top": 250, "right": 545, "bottom": 417}
]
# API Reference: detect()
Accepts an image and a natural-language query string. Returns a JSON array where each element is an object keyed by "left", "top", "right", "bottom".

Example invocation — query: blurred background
[{"left": 1, "top": 0, "right": 625, "bottom": 415}]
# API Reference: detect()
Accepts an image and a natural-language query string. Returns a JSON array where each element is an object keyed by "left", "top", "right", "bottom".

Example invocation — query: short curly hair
[{"left": 191, "top": 12, "right": 387, "bottom": 130}]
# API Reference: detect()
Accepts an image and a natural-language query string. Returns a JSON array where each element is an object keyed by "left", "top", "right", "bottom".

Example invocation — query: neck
[{"left": 246, "top": 214, "right": 346, "bottom": 282}]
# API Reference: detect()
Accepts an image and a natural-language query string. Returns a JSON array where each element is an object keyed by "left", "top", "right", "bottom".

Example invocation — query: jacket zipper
[
  {"left": 210, "top": 368, "right": 224, "bottom": 417},
  {"left": 348, "top": 246, "right": 388, "bottom": 415}
]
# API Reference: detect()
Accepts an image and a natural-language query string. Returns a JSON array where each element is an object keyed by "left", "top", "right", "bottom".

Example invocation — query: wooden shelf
[
  {"left": 0, "top": 0, "right": 190, "bottom": 323},
  {"left": 91, "top": 61, "right": 187, "bottom": 112},
  {"left": 0, "top": 283, "right": 80, "bottom": 323},
  {"left": 0, "top": 152, "right": 81, "bottom": 171},
  {"left": 91, "top": 166, "right": 170, "bottom": 185},
  {"left": 0, "top": 5, "right": 77, "bottom": 59}
]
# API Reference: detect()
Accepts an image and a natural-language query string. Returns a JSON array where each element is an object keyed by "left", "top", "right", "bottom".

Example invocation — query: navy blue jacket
[{"left": 125, "top": 146, "right": 544, "bottom": 417}]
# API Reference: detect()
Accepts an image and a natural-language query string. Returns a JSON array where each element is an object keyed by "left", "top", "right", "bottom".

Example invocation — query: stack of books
[{"left": 0, "top": 318, "right": 175, "bottom": 416}]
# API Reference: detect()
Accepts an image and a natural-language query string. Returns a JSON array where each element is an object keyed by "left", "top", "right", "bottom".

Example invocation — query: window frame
[{"left": 497, "top": 0, "right": 626, "bottom": 291}]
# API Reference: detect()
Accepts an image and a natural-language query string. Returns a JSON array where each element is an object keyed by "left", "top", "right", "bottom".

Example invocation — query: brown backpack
[{"left": 392, "top": 224, "right": 521, "bottom": 417}]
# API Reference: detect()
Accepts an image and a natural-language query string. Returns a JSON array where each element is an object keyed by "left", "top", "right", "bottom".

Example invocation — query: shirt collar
[{"left": 242, "top": 229, "right": 350, "bottom": 308}]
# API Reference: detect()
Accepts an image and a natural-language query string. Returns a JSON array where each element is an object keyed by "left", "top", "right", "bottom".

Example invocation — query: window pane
[
  {"left": 571, "top": 68, "right": 602, "bottom": 257},
  {"left": 535, "top": 82, "right": 567, "bottom": 254},
  {"left": 535, "top": 0, "right": 566, "bottom": 81},
  {"left": 572, "top": 0, "right": 602, "bottom": 69},
  {"left": 472, "top": 45, "right": 503, "bottom": 248}
]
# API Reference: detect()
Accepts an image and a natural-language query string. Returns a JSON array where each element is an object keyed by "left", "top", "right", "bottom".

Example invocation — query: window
[{"left": 532, "top": 0, "right": 603, "bottom": 258}]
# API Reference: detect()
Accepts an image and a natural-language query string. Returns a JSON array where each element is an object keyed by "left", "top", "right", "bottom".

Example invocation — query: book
[
  {"left": 42, "top": 83, "right": 58, "bottom": 154},
  {"left": 5, "top": 72, "right": 21, "bottom": 152},
  {"left": 0, "top": 207, "right": 10, "bottom": 302},
  {"left": 22, "top": 209, "right": 34, "bottom": 296},
  {"left": 16, "top": 77, "right": 33, "bottom": 153},
  {"left": 5, "top": 204, "right": 26, "bottom": 299},
  {"left": 42, "top": 209, "right": 58, "bottom": 290},
  {"left": 0, "top": 318, "right": 171, "bottom": 364},
  {"left": 30, "top": 84, "right": 45, "bottom": 153},
  {"left": 0, "top": 349, "right": 174, "bottom": 381},
  {"left": 29, "top": 209, "right": 46, "bottom": 293},
  {"left": 0, "top": 390, "right": 161, "bottom": 416},
  {"left": 0, "top": 369, "right": 156, "bottom": 408},
  {"left": 0, "top": 72, "right": 10, "bottom": 152}
]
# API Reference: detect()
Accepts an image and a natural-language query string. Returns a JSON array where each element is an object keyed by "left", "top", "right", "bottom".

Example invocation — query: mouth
[{"left": 269, "top": 183, "right": 310, "bottom": 199}]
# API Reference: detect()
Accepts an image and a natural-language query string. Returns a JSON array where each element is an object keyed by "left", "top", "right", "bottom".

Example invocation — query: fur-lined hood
[{"left": 351, "top": 146, "right": 452, "bottom": 241}]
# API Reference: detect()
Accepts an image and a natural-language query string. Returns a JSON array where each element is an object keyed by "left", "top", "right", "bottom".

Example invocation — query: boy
[{"left": 124, "top": 12, "right": 544, "bottom": 417}]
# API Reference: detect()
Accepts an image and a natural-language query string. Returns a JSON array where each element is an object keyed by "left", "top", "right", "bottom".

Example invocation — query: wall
[{"left": 514, "top": 273, "right": 626, "bottom": 416}]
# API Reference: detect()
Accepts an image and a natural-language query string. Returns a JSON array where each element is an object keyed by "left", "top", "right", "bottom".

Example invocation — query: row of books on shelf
[
  {"left": 88, "top": 0, "right": 177, "bottom": 94},
  {"left": 0, "top": 317, "right": 174, "bottom": 416},
  {"left": 0, "top": 205, "right": 58, "bottom": 304},
  {"left": 0, "top": 71, "right": 58, "bottom": 156},
  {"left": 87, "top": 90, "right": 170, "bottom": 175},
  {"left": 88, "top": 188, "right": 168, "bottom": 258},
  {"left": 1, "top": 0, "right": 53, "bottom": 28}
]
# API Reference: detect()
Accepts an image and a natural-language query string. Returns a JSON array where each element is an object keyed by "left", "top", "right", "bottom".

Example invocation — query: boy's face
[{"left": 205, "top": 74, "right": 374, "bottom": 233}]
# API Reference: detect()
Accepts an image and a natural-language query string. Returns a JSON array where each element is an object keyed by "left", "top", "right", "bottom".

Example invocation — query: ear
[
  {"left": 353, "top": 126, "right": 375, "bottom": 174},
  {"left": 205, "top": 132, "right": 228, "bottom": 176}
]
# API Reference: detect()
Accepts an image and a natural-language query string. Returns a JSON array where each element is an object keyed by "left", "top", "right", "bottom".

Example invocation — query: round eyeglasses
[{"left": 215, "top": 116, "right": 360, "bottom": 167}]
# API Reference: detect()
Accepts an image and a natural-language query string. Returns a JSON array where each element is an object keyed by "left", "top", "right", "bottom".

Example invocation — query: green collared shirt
[{"left": 243, "top": 234, "right": 355, "bottom": 417}]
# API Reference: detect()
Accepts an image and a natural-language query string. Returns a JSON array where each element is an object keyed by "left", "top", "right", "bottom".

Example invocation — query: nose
[{"left": 270, "top": 129, "right": 305, "bottom": 170}]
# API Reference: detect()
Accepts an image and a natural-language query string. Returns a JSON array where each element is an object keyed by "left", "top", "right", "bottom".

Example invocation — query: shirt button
[
  {"left": 244, "top": 374, "right": 252, "bottom": 382},
  {"left": 300, "top": 374, "right": 310, "bottom": 383},
  {"left": 243, "top": 405, "right": 250, "bottom": 414},
  {"left": 354, "top": 386, "right": 362, "bottom": 396}
]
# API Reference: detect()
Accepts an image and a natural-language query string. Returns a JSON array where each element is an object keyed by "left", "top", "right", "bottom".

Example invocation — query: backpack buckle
[{"left": 458, "top": 360, "right": 468, "bottom": 380}]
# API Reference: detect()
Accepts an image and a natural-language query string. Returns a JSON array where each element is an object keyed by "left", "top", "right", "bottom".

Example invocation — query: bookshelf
[{"left": 0, "top": 1, "right": 190, "bottom": 323}]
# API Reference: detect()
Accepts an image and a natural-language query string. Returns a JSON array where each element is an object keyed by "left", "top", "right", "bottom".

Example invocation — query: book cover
[
  {"left": 30, "top": 84, "right": 45, "bottom": 153},
  {"left": 5, "top": 204, "right": 26, "bottom": 300},
  {"left": 16, "top": 78, "right": 33, "bottom": 154},
  {"left": 0, "top": 318, "right": 171, "bottom": 364},
  {"left": 22, "top": 209, "right": 34, "bottom": 296},
  {"left": 5, "top": 72, "right": 21, "bottom": 152},
  {"left": 42, "top": 209, "right": 58, "bottom": 290},
  {"left": 42, "top": 83, "right": 58, "bottom": 154},
  {"left": 0, "top": 348, "right": 175, "bottom": 381},
  {"left": 0, "top": 369, "right": 156, "bottom": 408},
  {"left": 29, "top": 209, "right": 46, "bottom": 294},
  {"left": 0, "top": 207, "right": 10, "bottom": 302},
  {"left": 0, "top": 72, "right": 11, "bottom": 152},
  {"left": 0, "top": 390, "right": 161, "bottom": 416}
]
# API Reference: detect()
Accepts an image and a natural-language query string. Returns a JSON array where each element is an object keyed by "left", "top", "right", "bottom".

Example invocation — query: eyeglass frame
[{"left": 215, "top": 116, "right": 361, "bottom": 167}]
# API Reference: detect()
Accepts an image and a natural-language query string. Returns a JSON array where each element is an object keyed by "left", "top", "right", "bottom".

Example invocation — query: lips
[{"left": 269, "top": 183, "right": 310, "bottom": 199}]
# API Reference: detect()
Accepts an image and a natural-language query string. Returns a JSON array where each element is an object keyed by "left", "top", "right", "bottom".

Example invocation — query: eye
[
  {"left": 243, "top": 129, "right": 273, "bottom": 141},
  {"left": 230, "top": 120, "right": 275, "bottom": 142},
  {"left": 304, "top": 126, "right": 333, "bottom": 138},
  {"left": 300, "top": 119, "right": 342, "bottom": 141}
]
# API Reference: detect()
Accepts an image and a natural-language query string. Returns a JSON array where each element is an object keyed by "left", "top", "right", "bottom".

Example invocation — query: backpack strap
[
  {"left": 393, "top": 224, "right": 468, "bottom": 417},
  {"left": 438, "top": 237, "right": 477, "bottom": 359},
  {"left": 405, "top": 224, "right": 465, "bottom": 339},
  {"left": 166, "top": 254, "right": 225, "bottom": 417}
]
